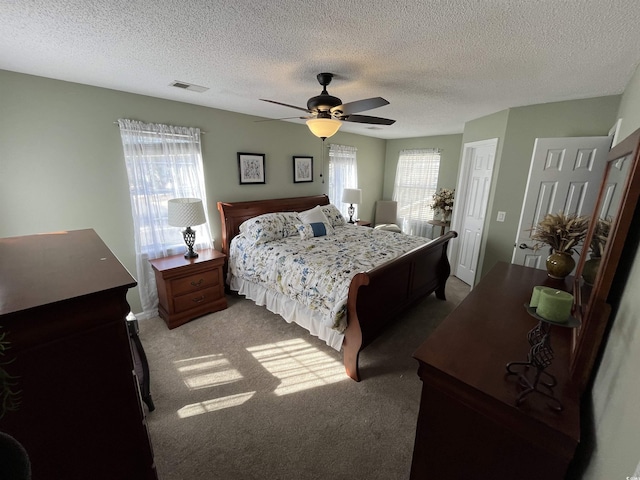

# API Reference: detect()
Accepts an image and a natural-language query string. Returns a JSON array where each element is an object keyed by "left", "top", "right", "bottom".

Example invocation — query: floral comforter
[{"left": 228, "top": 225, "right": 431, "bottom": 332}]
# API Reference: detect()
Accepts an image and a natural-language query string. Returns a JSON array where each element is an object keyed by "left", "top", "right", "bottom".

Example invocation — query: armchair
[{"left": 374, "top": 200, "right": 402, "bottom": 233}]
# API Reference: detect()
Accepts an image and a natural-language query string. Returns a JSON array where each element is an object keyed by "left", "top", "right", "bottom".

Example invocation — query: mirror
[
  {"left": 576, "top": 154, "right": 633, "bottom": 297},
  {"left": 571, "top": 127, "right": 640, "bottom": 391}
]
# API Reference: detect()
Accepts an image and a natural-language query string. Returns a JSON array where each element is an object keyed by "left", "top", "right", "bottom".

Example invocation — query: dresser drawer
[
  {"left": 171, "top": 270, "right": 219, "bottom": 296},
  {"left": 173, "top": 285, "right": 222, "bottom": 313}
]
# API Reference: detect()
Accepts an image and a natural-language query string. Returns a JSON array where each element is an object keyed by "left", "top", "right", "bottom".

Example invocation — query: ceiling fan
[{"left": 260, "top": 72, "right": 395, "bottom": 138}]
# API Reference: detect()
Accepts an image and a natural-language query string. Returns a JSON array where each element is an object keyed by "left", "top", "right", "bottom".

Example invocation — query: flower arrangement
[
  {"left": 589, "top": 217, "right": 611, "bottom": 258},
  {"left": 431, "top": 188, "right": 455, "bottom": 215},
  {"left": 529, "top": 212, "right": 589, "bottom": 254}
]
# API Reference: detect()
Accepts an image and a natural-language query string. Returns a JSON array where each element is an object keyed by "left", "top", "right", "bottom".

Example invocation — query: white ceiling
[{"left": 2, "top": 0, "right": 640, "bottom": 139}]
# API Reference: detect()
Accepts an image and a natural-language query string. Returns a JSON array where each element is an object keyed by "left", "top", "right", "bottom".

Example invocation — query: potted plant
[
  {"left": 529, "top": 212, "right": 589, "bottom": 279},
  {"left": 430, "top": 188, "right": 455, "bottom": 222}
]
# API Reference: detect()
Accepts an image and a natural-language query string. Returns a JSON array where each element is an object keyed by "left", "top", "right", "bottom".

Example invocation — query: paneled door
[{"left": 511, "top": 136, "right": 611, "bottom": 270}]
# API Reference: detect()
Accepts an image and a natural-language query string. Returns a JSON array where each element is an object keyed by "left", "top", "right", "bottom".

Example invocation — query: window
[
  {"left": 328, "top": 144, "right": 358, "bottom": 218},
  {"left": 118, "top": 119, "right": 212, "bottom": 318},
  {"left": 392, "top": 149, "right": 441, "bottom": 237}
]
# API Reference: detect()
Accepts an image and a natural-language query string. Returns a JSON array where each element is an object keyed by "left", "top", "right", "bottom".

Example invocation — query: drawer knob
[
  {"left": 190, "top": 279, "right": 204, "bottom": 287},
  {"left": 192, "top": 295, "right": 205, "bottom": 303}
]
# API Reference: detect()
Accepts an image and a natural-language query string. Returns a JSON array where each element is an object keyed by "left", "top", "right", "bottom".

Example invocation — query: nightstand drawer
[
  {"left": 171, "top": 270, "right": 218, "bottom": 296},
  {"left": 173, "top": 286, "right": 222, "bottom": 314}
]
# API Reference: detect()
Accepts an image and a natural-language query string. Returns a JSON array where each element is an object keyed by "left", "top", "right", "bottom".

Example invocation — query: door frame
[{"left": 449, "top": 137, "right": 499, "bottom": 287}]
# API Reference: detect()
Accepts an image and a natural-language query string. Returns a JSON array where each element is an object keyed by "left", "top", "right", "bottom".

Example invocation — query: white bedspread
[{"left": 227, "top": 224, "right": 431, "bottom": 350}]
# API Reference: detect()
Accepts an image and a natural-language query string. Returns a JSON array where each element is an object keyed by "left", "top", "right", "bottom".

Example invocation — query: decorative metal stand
[{"left": 506, "top": 305, "right": 580, "bottom": 411}]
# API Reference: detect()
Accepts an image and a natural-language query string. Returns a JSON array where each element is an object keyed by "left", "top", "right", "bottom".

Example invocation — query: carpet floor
[{"left": 141, "top": 276, "right": 469, "bottom": 480}]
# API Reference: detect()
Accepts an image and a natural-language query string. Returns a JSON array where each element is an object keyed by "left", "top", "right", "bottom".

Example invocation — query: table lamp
[
  {"left": 168, "top": 198, "right": 206, "bottom": 258},
  {"left": 342, "top": 188, "right": 362, "bottom": 224}
]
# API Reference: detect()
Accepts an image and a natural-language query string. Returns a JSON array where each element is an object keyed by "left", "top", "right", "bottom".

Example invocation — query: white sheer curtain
[
  {"left": 118, "top": 119, "right": 213, "bottom": 319},
  {"left": 328, "top": 144, "right": 358, "bottom": 218},
  {"left": 392, "top": 148, "right": 441, "bottom": 238}
]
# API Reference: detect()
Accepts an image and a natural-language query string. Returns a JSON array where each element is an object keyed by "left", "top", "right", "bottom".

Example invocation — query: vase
[
  {"left": 582, "top": 255, "right": 601, "bottom": 286},
  {"left": 441, "top": 211, "right": 451, "bottom": 223},
  {"left": 546, "top": 250, "right": 576, "bottom": 279}
]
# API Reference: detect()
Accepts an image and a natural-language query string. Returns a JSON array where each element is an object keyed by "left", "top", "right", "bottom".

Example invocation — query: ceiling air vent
[{"left": 169, "top": 81, "right": 209, "bottom": 93}]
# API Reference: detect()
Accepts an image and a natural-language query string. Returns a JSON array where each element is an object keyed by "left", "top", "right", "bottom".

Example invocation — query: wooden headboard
[{"left": 217, "top": 195, "right": 330, "bottom": 255}]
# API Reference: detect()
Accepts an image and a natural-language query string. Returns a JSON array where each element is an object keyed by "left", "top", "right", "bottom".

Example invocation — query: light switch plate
[{"left": 497, "top": 211, "right": 506, "bottom": 222}]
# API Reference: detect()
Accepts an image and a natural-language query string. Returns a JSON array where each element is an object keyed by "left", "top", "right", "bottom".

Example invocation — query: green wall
[
  {"left": 617, "top": 64, "right": 640, "bottom": 140},
  {"left": 460, "top": 109, "right": 510, "bottom": 278},
  {"left": 461, "top": 97, "right": 620, "bottom": 283},
  {"left": 0, "top": 69, "right": 385, "bottom": 313}
]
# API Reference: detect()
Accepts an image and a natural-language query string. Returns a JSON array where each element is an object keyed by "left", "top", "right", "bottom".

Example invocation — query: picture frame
[
  {"left": 237, "top": 152, "right": 266, "bottom": 184},
  {"left": 293, "top": 156, "right": 313, "bottom": 183}
]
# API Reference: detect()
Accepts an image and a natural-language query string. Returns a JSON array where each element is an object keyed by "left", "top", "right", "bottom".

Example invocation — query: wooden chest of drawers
[
  {"left": 410, "top": 263, "right": 579, "bottom": 479},
  {"left": 0, "top": 229, "right": 157, "bottom": 479},
  {"left": 150, "top": 248, "right": 227, "bottom": 329}
]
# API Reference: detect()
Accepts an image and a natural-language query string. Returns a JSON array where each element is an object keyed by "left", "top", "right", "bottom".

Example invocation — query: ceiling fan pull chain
[{"left": 320, "top": 138, "right": 325, "bottom": 183}]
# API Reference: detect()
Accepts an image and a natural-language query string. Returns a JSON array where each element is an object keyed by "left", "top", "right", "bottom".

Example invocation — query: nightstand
[
  {"left": 150, "top": 248, "right": 227, "bottom": 329},
  {"left": 356, "top": 220, "right": 372, "bottom": 227}
]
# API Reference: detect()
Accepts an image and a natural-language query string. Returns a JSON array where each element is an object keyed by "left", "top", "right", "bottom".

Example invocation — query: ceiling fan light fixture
[{"left": 306, "top": 118, "right": 341, "bottom": 139}]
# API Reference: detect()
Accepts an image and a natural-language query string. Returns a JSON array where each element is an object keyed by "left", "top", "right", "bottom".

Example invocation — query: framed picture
[
  {"left": 293, "top": 156, "right": 313, "bottom": 183},
  {"left": 237, "top": 152, "right": 266, "bottom": 184}
]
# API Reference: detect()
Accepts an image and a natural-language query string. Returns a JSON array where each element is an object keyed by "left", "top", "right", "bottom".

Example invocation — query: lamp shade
[
  {"left": 306, "top": 118, "right": 341, "bottom": 139},
  {"left": 342, "top": 188, "right": 362, "bottom": 205},
  {"left": 168, "top": 198, "right": 206, "bottom": 227}
]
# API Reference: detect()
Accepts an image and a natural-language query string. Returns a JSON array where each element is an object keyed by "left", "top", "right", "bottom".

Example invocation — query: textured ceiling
[{"left": 2, "top": 0, "right": 640, "bottom": 139}]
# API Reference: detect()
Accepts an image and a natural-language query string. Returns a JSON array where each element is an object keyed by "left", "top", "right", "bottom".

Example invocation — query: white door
[
  {"left": 453, "top": 139, "right": 497, "bottom": 285},
  {"left": 511, "top": 136, "right": 611, "bottom": 270}
]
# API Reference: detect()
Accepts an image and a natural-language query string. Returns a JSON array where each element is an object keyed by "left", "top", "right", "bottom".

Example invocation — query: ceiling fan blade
[
  {"left": 342, "top": 114, "right": 396, "bottom": 125},
  {"left": 260, "top": 99, "right": 311, "bottom": 113},
  {"left": 331, "top": 97, "right": 389, "bottom": 115},
  {"left": 255, "top": 116, "right": 311, "bottom": 123}
]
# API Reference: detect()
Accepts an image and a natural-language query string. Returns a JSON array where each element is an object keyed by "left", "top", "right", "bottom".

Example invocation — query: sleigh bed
[{"left": 217, "top": 194, "right": 457, "bottom": 381}]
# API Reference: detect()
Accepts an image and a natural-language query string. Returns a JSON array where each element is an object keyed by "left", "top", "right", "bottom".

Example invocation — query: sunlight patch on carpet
[
  {"left": 247, "top": 338, "right": 346, "bottom": 395},
  {"left": 177, "top": 391, "right": 256, "bottom": 418},
  {"left": 174, "top": 353, "right": 243, "bottom": 390}
]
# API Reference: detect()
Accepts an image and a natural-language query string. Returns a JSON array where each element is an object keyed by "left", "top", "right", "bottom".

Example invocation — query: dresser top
[
  {"left": 0, "top": 229, "right": 136, "bottom": 316},
  {"left": 414, "top": 262, "right": 580, "bottom": 443}
]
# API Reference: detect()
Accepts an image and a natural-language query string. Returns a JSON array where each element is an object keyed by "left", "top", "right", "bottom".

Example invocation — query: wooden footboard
[{"left": 343, "top": 231, "right": 457, "bottom": 381}]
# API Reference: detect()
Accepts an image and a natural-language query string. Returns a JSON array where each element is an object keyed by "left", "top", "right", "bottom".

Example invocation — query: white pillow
[
  {"left": 297, "top": 222, "right": 335, "bottom": 240},
  {"left": 239, "top": 212, "right": 301, "bottom": 244},
  {"left": 320, "top": 204, "right": 347, "bottom": 227},
  {"left": 299, "top": 205, "right": 330, "bottom": 224}
]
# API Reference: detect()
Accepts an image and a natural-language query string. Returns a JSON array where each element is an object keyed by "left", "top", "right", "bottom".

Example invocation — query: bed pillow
[
  {"left": 320, "top": 204, "right": 347, "bottom": 227},
  {"left": 298, "top": 205, "right": 330, "bottom": 225},
  {"left": 239, "top": 211, "right": 301, "bottom": 244},
  {"left": 297, "top": 222, "right": 335, "bottom": 240}
]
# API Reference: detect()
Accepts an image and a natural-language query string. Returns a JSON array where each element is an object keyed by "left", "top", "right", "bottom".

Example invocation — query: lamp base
[
  {"left": 348, "top": 204, "right": 355, "bottom": 224},
  {"left": 184, "top": 249, "right": 199, "bottom": 259},
  {"left": 182, "top": 227, "right": 199, "bottom": 259}
]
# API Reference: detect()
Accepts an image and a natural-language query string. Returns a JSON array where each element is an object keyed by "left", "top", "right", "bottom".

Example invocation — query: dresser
[
  {"left": 0, "top": 229, "right": 157, "bottom": 480},
  {"left": 410, "top": 262, "right": 580, "bottom": 480},
  {"left": 150, "top": 248, "right": 227, "bottom": 329}
]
